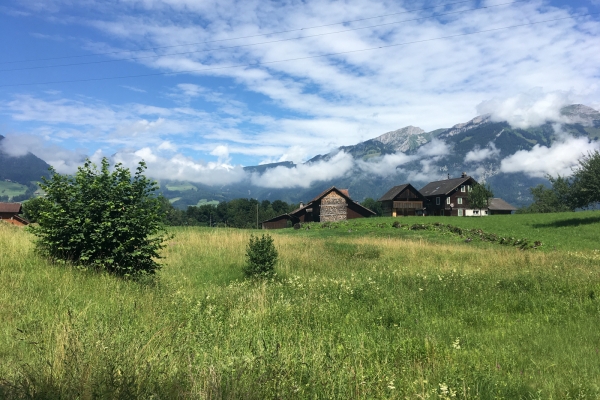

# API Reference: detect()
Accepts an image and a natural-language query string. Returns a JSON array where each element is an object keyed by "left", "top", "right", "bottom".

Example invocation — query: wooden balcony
[{"left": 393, "top": 201, "right": 423, "bottom": 209}]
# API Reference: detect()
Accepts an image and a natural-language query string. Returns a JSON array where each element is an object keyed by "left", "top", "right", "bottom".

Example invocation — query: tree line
[{"left": 158, "top": 197, "right": 299, "bottom": 228}]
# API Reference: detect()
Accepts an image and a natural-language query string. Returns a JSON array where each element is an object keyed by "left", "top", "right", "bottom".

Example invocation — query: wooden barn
[
  {"left": 292, "top": 187, "right": 376, "bottom": 223},
  {"left": 419, "top": 173, "right": 478, "bottom": 216},
  {"left": 0, "top": 202, "right": 30, "bottom": 226},
  {"left": 377, "top": 183, "right": 425, "bottom": 217},
  {"left": 261, "top": 187, "right": 375, "bottom": 229}
]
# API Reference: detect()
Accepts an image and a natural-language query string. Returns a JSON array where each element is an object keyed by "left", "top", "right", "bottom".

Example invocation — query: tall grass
[{"left": 1, "top": 222, "right": 600, "bottom": 398}]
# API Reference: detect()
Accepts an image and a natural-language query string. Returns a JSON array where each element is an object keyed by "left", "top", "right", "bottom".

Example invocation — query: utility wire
[
  {"left": 0, "top": 12, "right": 596, "bottom": 88},
  {"left": 0, "top": 0, "right": 525, "bottom": 73},
  {"left": 0, "top": 0, "right": 523, "bottom": 65}
]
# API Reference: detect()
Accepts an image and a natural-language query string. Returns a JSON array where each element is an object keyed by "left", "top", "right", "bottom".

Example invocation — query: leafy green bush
[
  {"left": 243, "top": 234, "right": 278, "bottom": 278},
  {"left": 28, "top": 158, "right": 166, "bottom": 276}
]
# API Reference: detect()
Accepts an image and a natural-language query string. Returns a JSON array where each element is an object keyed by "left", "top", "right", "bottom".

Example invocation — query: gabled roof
[
  {"left": 378, "top": 184, "right": 409, "bottom": 202},
  {"left": 309, "top": 186, "right": 351, "bottom": 203},
  {"left": 378, "top": 183, "right": 425, "bottom": 202},
  {"left": 419, "top": 176, "right": 475, "bottom": 197},
  {"left": 488, "top": 198, "right": 518, "bottom": 211},
  {"left": 291, "top": 186, "right": 376, "bottom": 217},
  {"left": 0, "top": 203, "right": 22, "bottom": 213}
]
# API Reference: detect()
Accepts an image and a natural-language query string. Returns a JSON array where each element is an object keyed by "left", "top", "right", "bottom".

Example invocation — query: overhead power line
[
  {"left": 0, "top": 0, "right": 524, "bottom": 65},
  {"left": 0, "top": 12, "right": 596, "bottom": 89},
  {"left": 0, "top": 0, "right": 525, "bottom": 73}
]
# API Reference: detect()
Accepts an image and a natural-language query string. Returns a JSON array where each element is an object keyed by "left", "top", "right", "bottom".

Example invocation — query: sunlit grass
[{"left": 1, "top": 221, "right": 600, "bottom": 398}]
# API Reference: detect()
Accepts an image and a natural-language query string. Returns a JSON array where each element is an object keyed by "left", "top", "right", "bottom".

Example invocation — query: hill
[{"left": 0, "top": 135, "right": 51, "bottom": 185}]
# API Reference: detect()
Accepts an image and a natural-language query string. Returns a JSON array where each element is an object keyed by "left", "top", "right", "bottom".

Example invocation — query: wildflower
[{"left": 452, "top": 337, "right": 461, "bottom": 350}]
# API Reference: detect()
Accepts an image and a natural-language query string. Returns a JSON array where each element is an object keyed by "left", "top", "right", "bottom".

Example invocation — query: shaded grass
[{"left": 1, "top": 223, "right": 600, "bottom": 398}]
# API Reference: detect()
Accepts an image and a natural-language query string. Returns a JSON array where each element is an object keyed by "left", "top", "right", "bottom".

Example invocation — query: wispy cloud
[
  {"left": 500, "top": 135, "right": 600, "bottom": 178},
  {"left": 465, "top": 142, "right": 500, "bottom": 163}
]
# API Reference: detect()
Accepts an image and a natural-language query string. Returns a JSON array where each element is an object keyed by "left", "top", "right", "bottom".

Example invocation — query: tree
[
  {"left": 571, "top": 150, "right": 600, "bottom": 208},
  {"left": 243, "top": 234, "right": 278, "bottom": 278},
  {"left": 29, "top": 158, "right": 166, "bottom": 276},
  {"left": 21, "top": 196, "right": 48, "bottom": 223},
  {"left": 519, "top": 175, "right": 575, "bottom": 214},
  {"left": 361, "top": 198, "right": 383, "bottom": 216},
  {"left": 467, "top": 183, "right": 494, "bottom": 212}
]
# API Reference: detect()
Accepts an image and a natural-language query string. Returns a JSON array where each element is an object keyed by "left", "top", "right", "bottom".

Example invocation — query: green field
[
  {"left": 1, "top": 212, "right": 600, "bottom": 398},
  {"left": 0, "top": 181, "right": 28, "bottom": 199},
  {"left": 196, "top": 199, "right": 220, "bottom": 207},
  {"left": 166, "top": 182, "right": 198, "bottom": 191},
  {"left": 284, "top": 210, "right": 600, "bottom": 252}
]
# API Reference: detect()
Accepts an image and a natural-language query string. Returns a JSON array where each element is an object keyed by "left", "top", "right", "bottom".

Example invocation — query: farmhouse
[
  {"left": 377, "top": 183, "right": 426, "bottom": 217},
  {"left": 262, "top": 187, "right": 375, "bottom": 229},
  {"left": 419, "top": 173, "right": 478, "bottom": 216},
  {"left": 0, "top": 202, "right": 29, "bottom": 226}
]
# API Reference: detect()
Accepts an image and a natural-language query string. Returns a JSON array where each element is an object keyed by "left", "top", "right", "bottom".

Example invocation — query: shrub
[
  {"left": 28, "top": 158, "right": 166, "bottom": 276},
  {"left": 243, "top": 234, "right": 278, "bottom": 278}
]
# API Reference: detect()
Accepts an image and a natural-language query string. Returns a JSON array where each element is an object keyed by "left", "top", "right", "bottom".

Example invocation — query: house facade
[
  {"left": 419, "top": 173, "right": 478, "bottom": 216},
  {"left": 377, "top": 183, "right": 426, "bottom": 217},
  {"left": 0, "top": 202, "right": 29, "bottom": 226}
]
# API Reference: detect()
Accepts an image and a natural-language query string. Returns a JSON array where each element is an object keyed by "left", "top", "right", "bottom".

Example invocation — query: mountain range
[{"left": 1, "top": 104, "right": 599, "bottom": 208}]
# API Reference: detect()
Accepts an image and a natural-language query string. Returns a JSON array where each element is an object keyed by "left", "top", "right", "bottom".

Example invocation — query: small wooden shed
[{"left": 0, "top": 202, "right": 30, "bottom": 226}]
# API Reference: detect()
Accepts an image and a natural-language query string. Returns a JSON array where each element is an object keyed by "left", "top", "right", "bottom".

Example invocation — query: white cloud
[
  {"left": 356, "top": 152, "right": 416, "bottom": 177},
  {"left": 476, "top": 89, "right": 574, "bottom": 129},
  {"left": 113, "top": 148, "right": 247, "bottom": 186},
  {"left": 0, "top": 133, "right": 87, "bottom": 174},
  {"left": 500, "top": 136, "right": 600, "bottom": 178},
  {"left": 250, "top": 151, "right": 353, "bottom": 188},
  {"left": 465, "top": 142, "right": 500, "bottom": 163}
]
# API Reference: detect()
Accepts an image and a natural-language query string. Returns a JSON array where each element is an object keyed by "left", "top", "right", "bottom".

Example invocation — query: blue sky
[{"left": 0, "top": 0, "right": 599, "bottom": 187}]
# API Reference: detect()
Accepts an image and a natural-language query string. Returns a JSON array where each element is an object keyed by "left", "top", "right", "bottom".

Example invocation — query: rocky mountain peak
[
  {"left": 373, "top": 125, "right": 427, "bottom": 152},
  {"left": 560, "top": 104, "right": 600, "bottom": 126},
  {"left": 441, "top": 114, "right": 492, "bottom": 138}
]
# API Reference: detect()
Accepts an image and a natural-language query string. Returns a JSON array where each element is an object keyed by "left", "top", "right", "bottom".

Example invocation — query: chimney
[
  {"left": 461, "top": 172, "right": 467, "bottom": 178},
  {"left": 299, "top": 202, "right": 304, "bottom": 208},
  {"left": 447, "top": 173, "right": 450, "bottom": 180}
]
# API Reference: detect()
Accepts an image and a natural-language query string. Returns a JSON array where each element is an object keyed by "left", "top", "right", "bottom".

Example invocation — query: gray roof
[
  {"left": 378, "top": 184, "right": 409, "bottom": 202},
  {"left": 488, "top": 198, "right": 517, "bottom": 211},
  {"left": 419, "top": 176, "right": 473, "bottom": 197}
]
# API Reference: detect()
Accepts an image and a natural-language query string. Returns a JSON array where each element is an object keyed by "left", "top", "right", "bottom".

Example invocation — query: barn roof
[
  {"left": 419, "top": 176, "right": 475, "bottom": 197},
  {"left": 309, "top": 186, "right": 351, "bottom": 203},
  {"left": 0, "top": 203, "right": 22, "bottom": 213},
  {"left": 378, "top": 184, "right": 409, "bottom": 201},
  {"left": 292, "top": 186, "right": 376, "bottom": 217},
  {"left": 378, "top": 183, "right": 426, "bottom": 202},
  {"left": 487, "top": 198, "right": 518, "bottom": 211}
]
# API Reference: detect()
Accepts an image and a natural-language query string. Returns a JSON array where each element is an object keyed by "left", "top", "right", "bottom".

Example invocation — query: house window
[
  {"left": 446, "top": 197, "right": 450, "bottom": 205},
  {"left": 458, "top": 197, "right": 463, "bottom": 205},
  {"left": 468, "top": 185, "right": 472, "bottom": 192},
  {"left": 458, "top": 209, "right": 463, "bottom": 216},
  {"left": 436, "top": 197, "right": 440, "bottom": 205},
  {"left": 461, "top": 185, "right": 466, "bottom": 192}
]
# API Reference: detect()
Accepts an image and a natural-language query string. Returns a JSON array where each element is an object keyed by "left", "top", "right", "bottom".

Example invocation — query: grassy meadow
[
  {"left": 0, "top": 181, "right": 28, "bottom": 200},
  {"left": 1, "top": 212, "right": 600, "bottom": 399}
]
